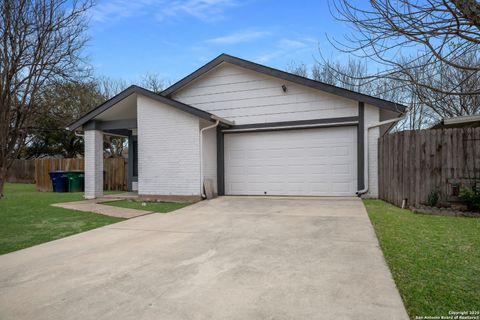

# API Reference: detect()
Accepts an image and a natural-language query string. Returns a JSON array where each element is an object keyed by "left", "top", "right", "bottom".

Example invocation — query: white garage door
[{"left": 224, "top": 126, "right": 357, "bottom": 196}]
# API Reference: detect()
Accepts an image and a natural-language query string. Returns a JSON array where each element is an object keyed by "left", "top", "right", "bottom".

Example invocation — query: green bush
[
  {"left": 426, "top": 190, "right": 440, "bottom": 207},
  {"left": 459, "top": 187, "right": 480, "bottom": 211}
]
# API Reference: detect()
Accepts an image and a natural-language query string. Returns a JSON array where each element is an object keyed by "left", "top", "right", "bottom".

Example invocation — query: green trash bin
[{"left": 67, "top": 171, "right": 84, "bottom": 192}]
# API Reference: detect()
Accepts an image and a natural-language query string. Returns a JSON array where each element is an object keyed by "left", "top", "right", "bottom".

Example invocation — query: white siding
[
  {"left": 137, "top": 95, "right": 200, "bottom": 196},
  {"left": 201, "top": 122, "right": 217, "bottom": 194},
  {"left": 365, "top": 104, "right": 380, "bottom": 197},
  {"left": 172, "top": 64, "right": 358, "bottom": 124},
  {"left": 84, "top": 130, "right": 103, "bottom": 199}
]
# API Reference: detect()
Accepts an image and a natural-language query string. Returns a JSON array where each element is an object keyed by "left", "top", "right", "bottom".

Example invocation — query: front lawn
[
  {"left": 103, "top": 200, "right": 191, "bottom": 213},
  {"left": 364, "top": 199, "right": 480, "bottom": 319},
  {"left": 0, "top": 183, "right": 123, "bottom": 255}
]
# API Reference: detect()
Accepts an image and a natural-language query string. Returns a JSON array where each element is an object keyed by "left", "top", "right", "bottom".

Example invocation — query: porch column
[{"left": 84, "top": 129, "right": 103, "bottom": 199}]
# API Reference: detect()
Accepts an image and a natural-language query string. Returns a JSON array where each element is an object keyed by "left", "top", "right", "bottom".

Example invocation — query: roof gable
[
  {"left": 67, "top": 85, "right": 221, "bottom": 131},
  {"left": 161, "top": 54, "right": 407, "bottom": 113}
]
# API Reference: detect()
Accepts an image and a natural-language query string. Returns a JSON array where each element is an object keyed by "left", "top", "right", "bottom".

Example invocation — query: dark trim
[
  {"left": 84, "top": 119, "right": 137, "bottom": 131},
  {"left": 223, "top": 122, "right": 357, "bottom": 134},
  {"left": 67, "top": 85, "right": 219, "bottom": 131},
  {"left": 161, "top": 54, "right": 408, "bottom": 113},
  {"left": 216, "top": 126, "right": 225, "bottom": 196},
  {"left": 128, "top": 134, "right": 134, "bottom": 191},
  {"left": 127, "top": 135, "right": 138, "bottom": 191},
  {"left": 83, "top": 120, "right": 98, "bottom": 130},
  {"left": 103, "top": 129, "right": 131, "bottom": 137},
  {"left": 225, "top": 116, "right": 359, "bottom": 131},
  {"left": 357, "top": 102, "right": 365, "bottom": 191}
]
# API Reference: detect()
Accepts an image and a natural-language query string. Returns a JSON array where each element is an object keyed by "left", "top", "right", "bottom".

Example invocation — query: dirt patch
[{"left": 411, "top": 205, "right": 480, "bottom": 218}]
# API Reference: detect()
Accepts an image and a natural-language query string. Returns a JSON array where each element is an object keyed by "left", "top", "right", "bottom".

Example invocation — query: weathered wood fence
[
  {"left": 378, "top": 128, "right": 480, "bottom": 208},
  {"left": 6, "top": 159, "right": 36, "bottom": 183},
  {"left": 34, "top": 158, "right": 127, "bottom": 192}
]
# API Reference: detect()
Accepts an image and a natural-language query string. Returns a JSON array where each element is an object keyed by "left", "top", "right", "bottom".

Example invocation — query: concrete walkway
[
  {"left": 0, "top": 196, "right": 408, "bottom": 320},
  {"left": 52, "top": 199, "right": 154, "bottom": 219}
]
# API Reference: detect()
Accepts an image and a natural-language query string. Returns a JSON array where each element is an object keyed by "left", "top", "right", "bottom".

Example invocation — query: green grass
[
  {"left": 364, "top": 199, "right": 480, "bottom": 319},
  {"left": 0, "top": 183, "right": 124, "bottom": 255},
  {"left": 103, "top": 200, "right": 191, "bottom": 213}
]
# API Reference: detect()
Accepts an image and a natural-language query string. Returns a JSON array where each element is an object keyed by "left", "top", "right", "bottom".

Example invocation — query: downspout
[
  {"left": 356, "top": 114, "right": 407, "bottom": 196},
  {"left": 200, "top": 120, "right": 220, "bottom": 198},
  {"left": 74, "top": 130, "right": 84, "bottom": 138}
]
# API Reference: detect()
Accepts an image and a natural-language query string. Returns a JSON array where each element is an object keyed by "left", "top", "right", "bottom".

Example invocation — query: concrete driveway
[{"left": 0, "top": 197, "right": 408, "bottom": 320}]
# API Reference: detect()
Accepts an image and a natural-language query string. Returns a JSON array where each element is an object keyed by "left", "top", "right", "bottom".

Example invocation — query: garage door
[{"left": 224, "top": 126, "right": 357, "bottom": 196}]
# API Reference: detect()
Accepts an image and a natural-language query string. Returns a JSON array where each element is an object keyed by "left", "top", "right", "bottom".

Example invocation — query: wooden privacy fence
[
  {"left": 378, "top": 128, "right": 480, "bottom": 208},
  {"left": 6, "top": 159, "right": 36, "bottom": 183},
  {"left": 35, "top": 158, "right": 127, "bottom": 192}
]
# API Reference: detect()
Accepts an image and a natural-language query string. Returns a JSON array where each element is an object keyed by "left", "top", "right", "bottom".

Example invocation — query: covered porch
[{"left": 68, "top": 89, "right": 139, "bottom": 199}]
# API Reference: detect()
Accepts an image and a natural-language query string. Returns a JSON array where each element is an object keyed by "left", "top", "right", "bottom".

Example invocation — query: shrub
[
  {"left": 459, "top": 187, "right": 480, "bottom": 211},
  {"left": 426, "top": 190, "right": 440, "bottom": 207}
]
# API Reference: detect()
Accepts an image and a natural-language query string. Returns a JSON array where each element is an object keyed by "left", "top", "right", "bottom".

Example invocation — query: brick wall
[
  {"left": 84, "top": 130, "right": 103, "bottom": 199},
  {"left": 137, "top": 95, "right": 201, "bottom": 196}
]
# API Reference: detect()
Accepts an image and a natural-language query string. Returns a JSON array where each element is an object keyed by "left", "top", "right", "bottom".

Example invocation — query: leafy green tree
[{"left": 23, "top": 81, "right": 105, "bottom": 158}]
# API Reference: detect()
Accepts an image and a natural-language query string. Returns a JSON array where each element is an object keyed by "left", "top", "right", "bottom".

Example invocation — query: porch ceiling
[{"left": 94, "top": 93, "right": 137, "bottom": 122}]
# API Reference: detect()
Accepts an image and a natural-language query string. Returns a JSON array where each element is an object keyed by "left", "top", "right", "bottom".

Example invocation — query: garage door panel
[
  {"left": 333, "top": 164, "right": 351, "bottom": 175},
  {"left": 225, "top": 127, "right": 357, "bottom": 196},
  {"left": 332, "top": 146, "right": 349, "bottom": 156}
]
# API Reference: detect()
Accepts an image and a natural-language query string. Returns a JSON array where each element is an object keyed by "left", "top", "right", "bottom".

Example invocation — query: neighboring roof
[
  {"left": 67, "top": 85, "right": 227, "bottom": 131},
  {"left": 161, "top": 53, "right": 408, "bottom": 113},
  {"left": 430, "top": 114, "right": 480, "bottom": 129}
]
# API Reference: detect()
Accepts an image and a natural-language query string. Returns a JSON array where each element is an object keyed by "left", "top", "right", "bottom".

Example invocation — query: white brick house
[{"left": 68, "top": 54, "right": 406, "bottom": 200}]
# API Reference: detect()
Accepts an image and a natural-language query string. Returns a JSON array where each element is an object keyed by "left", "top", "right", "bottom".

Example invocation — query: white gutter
[
  {"left": 444, "top": 114, "right": 480, "bottom": 125},
  {"left": 211, "top": 114, "right": 234, "bottom": 126},
  {"left": 356, "top": 114, "right": 406, "bottom": 196},
  {"left": 200, "top": 120, "right": 220, "bottom": 198}
]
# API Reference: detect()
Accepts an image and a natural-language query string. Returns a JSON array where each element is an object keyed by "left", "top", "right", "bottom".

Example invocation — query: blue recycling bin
[{"left": 49, "top": 171, "right": 69, "bottom": 192}]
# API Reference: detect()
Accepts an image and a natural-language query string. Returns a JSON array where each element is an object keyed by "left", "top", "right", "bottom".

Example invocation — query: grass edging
[
  {"left": 0, "top": 183, "right": 123, "bottom": 255},
  {"left": 102, "top": 199, "right": 191, "bottom": 213},
  {"left": 363, "top": 199, "right": 480, "bottom": 318}
]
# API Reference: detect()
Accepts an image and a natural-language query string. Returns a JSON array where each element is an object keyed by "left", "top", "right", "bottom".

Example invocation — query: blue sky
[{"left": 87, "top": 0, "right": 353, "bottom": 84}]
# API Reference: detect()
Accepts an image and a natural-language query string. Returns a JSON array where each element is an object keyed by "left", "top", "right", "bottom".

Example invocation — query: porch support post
[
  {"left": 84, "top": 129, "right": 104, "bottom": 199},
  {"left": 216, "top": 126, "right": 225, "bottom": 196}
]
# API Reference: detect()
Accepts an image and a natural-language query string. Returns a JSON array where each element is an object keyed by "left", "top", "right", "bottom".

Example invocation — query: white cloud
[
  {"left": 255, "top": 36, "right": 318, "bottom": 63},
  {"left": 256, "top": 50, "right": 283, "bottom": 63},
  {"left": 91, "top": 0, "right": 157, "bottom": 22},
  {"left": 206, "top": 30, "right": 271, "bottom": 44},
  {"left": 91, "top": 0, "right": 237, "bottom": 24},
  {"left": 278, "top": 39, "right": 307, "bottom": 49},
  {"left": 158, "top": 0, "right": 237, "bottom": 22}
]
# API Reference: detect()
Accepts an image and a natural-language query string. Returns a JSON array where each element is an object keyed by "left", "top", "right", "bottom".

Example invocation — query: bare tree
[
  {"left": 0, "top": 0, "right": 92, "bottom": 197},
  {"left": 312, "top": 58, "right": 373, "bottom": 93},
  {"left": 310, "top": 57, "right": 431, "bottom": 129},
  {"left": 96, "top": 73, "right": 168, "bottom": 98},
  {"left": 408, "top": 51, "right": 480, "bottom": 118},
  {"left": 140, "top": 72, "right": 167, "bottom": 94},
  {"left": 286, "top": 61, "right": 309, "bottom": 78},
  {"left": 329, "top": 0, "right": 480, "bottom": 96},
  {"left": 96, "top": 76, "right": 129, "bottom": 99}
]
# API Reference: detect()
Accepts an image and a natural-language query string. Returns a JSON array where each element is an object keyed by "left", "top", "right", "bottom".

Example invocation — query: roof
[
  {"left": 161, "top": 53, "right": 408, "bottom": 113},
  {"left": 67, "top": 85, "right": 229, "bottom": 131},
  {"left": 430, "top": 114, "right": 480, "bottom": 129}
]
